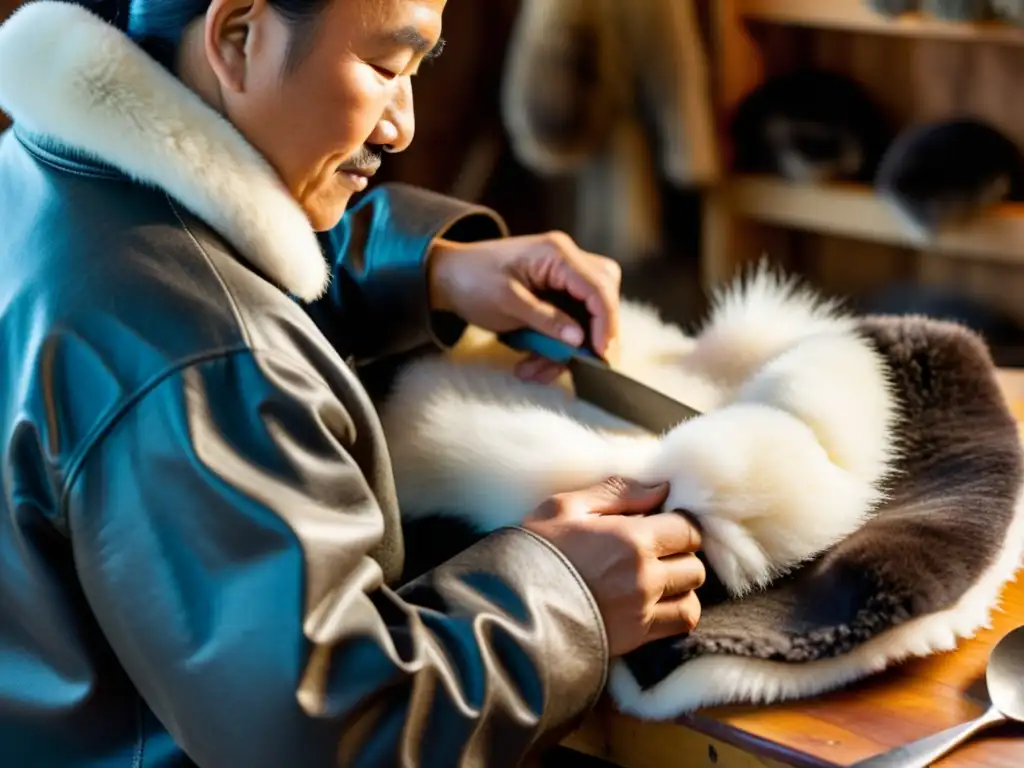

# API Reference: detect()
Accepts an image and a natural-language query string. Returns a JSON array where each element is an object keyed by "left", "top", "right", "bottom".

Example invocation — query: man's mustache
[{"left": 339, "top": 146, "right": 383, "bottom": 176}]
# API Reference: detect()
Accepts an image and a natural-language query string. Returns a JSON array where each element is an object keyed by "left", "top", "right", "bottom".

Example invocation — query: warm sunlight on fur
[{"left": 380, "top": 265, "right": 899, "bottom": 597}]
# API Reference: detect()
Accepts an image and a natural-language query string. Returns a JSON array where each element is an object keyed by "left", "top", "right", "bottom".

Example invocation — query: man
[{"left": 0, "top": 1, "right": 705, "bottom": 765}]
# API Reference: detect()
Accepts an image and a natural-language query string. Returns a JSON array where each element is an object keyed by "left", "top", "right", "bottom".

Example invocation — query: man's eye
[{"left": 372, "top": 65, "right": 400, "bottom": 80}]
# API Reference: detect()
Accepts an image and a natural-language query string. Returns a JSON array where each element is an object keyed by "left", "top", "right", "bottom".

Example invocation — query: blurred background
[
  {"left": 349, "top": 0, "right": 711, "bottom": 332},
  {"left": 7, "top": 0, "right": 1024, "bottom": 364}
]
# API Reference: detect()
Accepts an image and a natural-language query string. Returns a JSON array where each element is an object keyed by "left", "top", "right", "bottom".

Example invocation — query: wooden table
[{"left": 563, "top": 369, "right": 1024, "bottom": 767}]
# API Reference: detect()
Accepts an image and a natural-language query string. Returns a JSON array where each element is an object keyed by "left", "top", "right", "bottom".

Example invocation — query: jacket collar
[{"left": 0, "top": 1, "right": 329, "bottom": 301}]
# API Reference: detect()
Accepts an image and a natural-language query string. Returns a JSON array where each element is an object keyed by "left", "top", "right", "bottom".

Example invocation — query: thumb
[
  {"left": 506, "top": 280, "right": 585, "bottom": 346},
  {"left": 583, "top": 477, "right": 670, "bottom": 516}
]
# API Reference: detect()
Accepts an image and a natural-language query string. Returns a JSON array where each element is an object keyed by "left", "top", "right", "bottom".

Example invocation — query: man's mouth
[
  {"left": 337, "top": 167, "right": 376, "bottom": 192},
  {"left": 337, "top": 158, "right": 381, "bottom": 192}
]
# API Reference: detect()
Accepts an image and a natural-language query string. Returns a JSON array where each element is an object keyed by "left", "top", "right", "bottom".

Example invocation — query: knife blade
[{"left": 496, "top": 292, "right": 701, "bottom": 434}]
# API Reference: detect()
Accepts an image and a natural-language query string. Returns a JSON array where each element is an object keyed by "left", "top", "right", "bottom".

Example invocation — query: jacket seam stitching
[
  {"left": 164, "top": 195, "right": 254, "bottom": 348},
  {"left": 16, "top": 130, "right": 125, "bottom": 181},
  {"left": 142, "top": 197, "right": 326, "bottom": 406},
  {"left": 164, "top": 196, "right": 356, "bottom": 389},
  {"left": 56, "top": 345, "right": 253, "bottom": 526},
  {"left": 55, "top": 345, "right": 341, "bottom": 528},
  {"left": 245, "top": 347, "right": 344, "bottom": 393}
]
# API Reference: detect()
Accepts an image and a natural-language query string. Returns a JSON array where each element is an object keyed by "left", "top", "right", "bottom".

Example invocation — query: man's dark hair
[{"left": 91, "top": 1, "right": 330, "bottom": 72}]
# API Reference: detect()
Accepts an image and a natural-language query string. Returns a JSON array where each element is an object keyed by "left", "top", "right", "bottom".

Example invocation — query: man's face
[{"left": 211, "top": 0, "right": 446, "bottom": 231}]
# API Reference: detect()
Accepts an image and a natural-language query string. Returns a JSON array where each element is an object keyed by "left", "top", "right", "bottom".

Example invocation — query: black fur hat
[
  {"left": 730, "top": 69, "right": 891, "bottom": 184},
  {"left": 874, "top": 118, "right": 1024, "bottom": 237}
]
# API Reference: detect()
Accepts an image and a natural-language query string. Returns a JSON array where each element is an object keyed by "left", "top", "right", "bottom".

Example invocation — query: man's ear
[{"left": 204, "top": 0, "right": 267, "bottom": 94}]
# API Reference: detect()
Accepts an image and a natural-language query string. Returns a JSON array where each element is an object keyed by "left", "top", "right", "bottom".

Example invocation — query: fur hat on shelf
[
  {"left": 500, "top": 0, "right": 719, "bottom": 266},
  {"left": 874, "top": 117, "right": 1024, "bottom": 238}
]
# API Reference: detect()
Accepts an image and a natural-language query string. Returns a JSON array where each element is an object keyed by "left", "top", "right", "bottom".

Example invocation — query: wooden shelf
[
  {"left": 741, "top": 0, "right": 1024, "bottom": 44},
  {"left": 730, "top": 175, "right": 1024, "bottom": 263}
]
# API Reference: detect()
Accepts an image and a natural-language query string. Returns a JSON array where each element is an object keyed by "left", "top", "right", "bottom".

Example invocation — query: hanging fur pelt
[
  {"left": 379, "top": 267, "right": 1024, "bottom": 717},
  {"left": 500, "top": 0, "right": 719, "bottom": 264}
]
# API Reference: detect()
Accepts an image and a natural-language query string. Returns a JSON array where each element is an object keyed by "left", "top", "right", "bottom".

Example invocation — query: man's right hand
[{"left": 522, "top": 477, "right": 705, "bottom": 657}]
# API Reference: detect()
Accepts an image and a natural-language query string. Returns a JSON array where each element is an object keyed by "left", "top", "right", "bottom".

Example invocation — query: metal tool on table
[
  {"left": 851, "top": 624, "right": 1024, "bottom": 768},
  {"left": 497, "top": 290, "right": 702, "bottom": 434}
]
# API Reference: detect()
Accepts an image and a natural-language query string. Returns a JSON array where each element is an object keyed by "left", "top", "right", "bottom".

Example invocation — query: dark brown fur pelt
[{"left": 623, "top": 315, "right": 1023, "bottom": 689}]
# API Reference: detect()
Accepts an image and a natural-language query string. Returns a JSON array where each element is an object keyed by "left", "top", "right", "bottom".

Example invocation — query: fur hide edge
[
  {"left": 381, "top": 357, "right": 660, "bottom": 533},
  {"left": 0, "top": 1, "right": 328, "bottom": 301},
  {"left": 381, "top": 266, "right": 898, "bottom": 597},
  {"left": 607, "top": 481, "right": 1024, "bottom": 718}
]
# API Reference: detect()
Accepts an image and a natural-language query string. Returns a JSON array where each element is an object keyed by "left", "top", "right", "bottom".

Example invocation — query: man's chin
[{"left": 304, "top": 193, "right": 353, "bottom": 232}]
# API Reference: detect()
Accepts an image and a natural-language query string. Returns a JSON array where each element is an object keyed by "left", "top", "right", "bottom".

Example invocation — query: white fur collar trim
[{"left": 0, "top": 1, "right": 329, "bottom": 301}]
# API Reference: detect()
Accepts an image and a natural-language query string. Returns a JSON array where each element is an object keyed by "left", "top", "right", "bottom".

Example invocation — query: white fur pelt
[{"left": 380, "top": 266, "right": 899, "bottom": 598}]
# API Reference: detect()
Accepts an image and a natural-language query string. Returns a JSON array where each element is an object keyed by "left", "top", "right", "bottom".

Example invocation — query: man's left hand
[{"left": 428, "top": 231, "right": 622, "bottom": 384}]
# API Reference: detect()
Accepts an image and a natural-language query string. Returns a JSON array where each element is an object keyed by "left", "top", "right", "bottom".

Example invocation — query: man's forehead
[
  {"left": 355, "top": 0, "right": 445, "bottom": 33},
  {"left": 354, "top": 0, "right": 445, "bottom": 55}
]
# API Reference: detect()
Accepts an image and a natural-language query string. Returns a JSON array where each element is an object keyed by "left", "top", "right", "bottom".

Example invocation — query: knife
[{"left": 497, "top": 291, "right": 702, "bottom": 434}]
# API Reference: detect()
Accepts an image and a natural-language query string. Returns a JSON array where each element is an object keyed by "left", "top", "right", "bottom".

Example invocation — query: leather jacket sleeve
[
  {"left": 64, "top": 348, "right": 608, "bottom": 768},
  {"left": 308, "top": 182, "right": 509, "bottom": 366}
]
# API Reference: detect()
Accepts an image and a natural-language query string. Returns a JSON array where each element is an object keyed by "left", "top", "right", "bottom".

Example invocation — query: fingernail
[
  {"left": 560, "top": 325, "right": 583, "bottom": 346},
  {"left": 628, "top": 480, "right": 669, "bottom": 495},
  {"left": 515, "top": 358, "right": 542, "bottom": 380}
]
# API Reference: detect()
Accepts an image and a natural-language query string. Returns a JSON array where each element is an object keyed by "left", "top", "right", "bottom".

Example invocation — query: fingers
[
  {"left": 516, "top": 232, "right": 622, "bottom": 356},
  {"left": 638, "top": 510, "right": 703, "bottom": 557},
  {"left": 657, "top": 553, "right": 706, "bottom": 598},
  {"left": 541, "top": 477, "right": 669, "bottom": 519},
  {"left": 646, "top": 591, "right": 702, "bottom": 641},
  {"left": 563, "top": 261, "right": 620, "bottom": 357},
  {"left": 514, "top": 354, "right": 566, "bottom": 384},
  {"left": 506, "top": 279, "right": 585, "bottom": 346},
  {"left": 581, "top": 477, "right": 670, "bottom": 516},
  {"left": 549, "top": 244, "right": 621, "bottom": 355}
]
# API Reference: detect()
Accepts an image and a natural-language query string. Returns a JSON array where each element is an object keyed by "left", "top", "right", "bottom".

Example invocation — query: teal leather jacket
[{"left": 0, "top": 4, "right": 608, "bottom": 766}]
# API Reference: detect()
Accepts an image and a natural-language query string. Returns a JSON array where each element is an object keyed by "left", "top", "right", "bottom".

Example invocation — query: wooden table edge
[{"left": 563, "top": 703, "right": 842, "bottom": 768}]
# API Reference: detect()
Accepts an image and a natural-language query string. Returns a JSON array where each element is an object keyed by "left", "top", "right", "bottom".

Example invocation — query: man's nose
[{"left": 370, "top": 79, "right": 415, "bottom": 154}]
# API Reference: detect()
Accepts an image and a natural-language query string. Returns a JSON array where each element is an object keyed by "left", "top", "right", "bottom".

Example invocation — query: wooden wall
[{"left": 744, "top": 23, "right": 1024, "bottom": 322}]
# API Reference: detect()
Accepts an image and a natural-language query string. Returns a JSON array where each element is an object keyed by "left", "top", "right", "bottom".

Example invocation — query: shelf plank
[
  {"left": 730, "top": 175, "right": 1024, "bottom": 263},
  {"left": 741, "top": 0, "right": 1024, "bottom": 44}
]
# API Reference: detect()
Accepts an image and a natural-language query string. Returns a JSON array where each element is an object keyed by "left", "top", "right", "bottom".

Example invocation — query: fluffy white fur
[
  {"left": 384, "top": 266, "right": 1024, "bottom": 716},
  {"left": 382, "top": 265, "right": 899, "bottom": 597},
  {"left": 0, "top": 1, "right": 329, "bottom": 301}
]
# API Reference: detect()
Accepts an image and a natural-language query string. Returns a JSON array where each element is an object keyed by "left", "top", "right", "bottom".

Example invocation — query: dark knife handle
[
  {"left": 535, "top": 289, "right": 598, "bottom": 355},
  {"left": 496, "top": 289, "right": 602, "bottom": 362}
]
